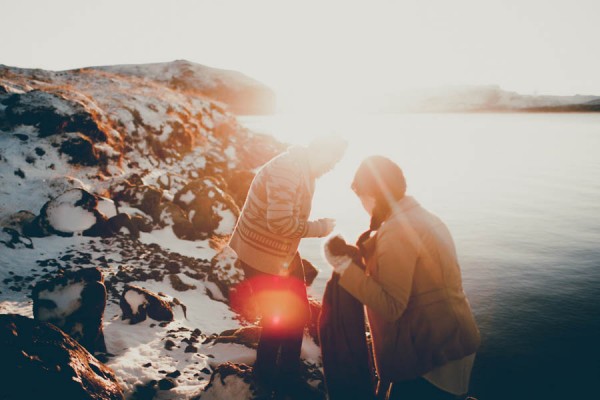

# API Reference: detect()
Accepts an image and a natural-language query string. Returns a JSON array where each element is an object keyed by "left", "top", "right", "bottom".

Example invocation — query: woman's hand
[{"left": 323, "top": 242, "right": 352, "bottom": 274}]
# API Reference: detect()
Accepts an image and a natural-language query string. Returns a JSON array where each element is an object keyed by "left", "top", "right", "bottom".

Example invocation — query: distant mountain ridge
[
  {"left": 86, "top": 60, "right": 276, "bottom": 115},
  {"left": 0, "top": 60, "right": 275, "bottom": 115},
  {"left": 379, "top": 85, "right": 600, "bottom": 113}
]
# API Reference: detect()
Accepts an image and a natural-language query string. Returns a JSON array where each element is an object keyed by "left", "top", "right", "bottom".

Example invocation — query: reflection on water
[{"left": 239, "top": 113, "right": 600, "bottom": 399}]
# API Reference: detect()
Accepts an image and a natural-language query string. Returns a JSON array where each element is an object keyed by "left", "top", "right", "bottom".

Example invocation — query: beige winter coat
[{"left": 339, "top": 196, "right": 480, "bottom": 382}]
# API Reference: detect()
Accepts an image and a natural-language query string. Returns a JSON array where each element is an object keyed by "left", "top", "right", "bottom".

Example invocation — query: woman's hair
[{"left": 352, "top": 155, "right": 407, "bottom": 250}]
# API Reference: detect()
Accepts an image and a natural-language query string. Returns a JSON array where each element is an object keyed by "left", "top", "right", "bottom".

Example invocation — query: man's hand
[{"left": 316, "top": 218, "right": 336, "bottom": 237}]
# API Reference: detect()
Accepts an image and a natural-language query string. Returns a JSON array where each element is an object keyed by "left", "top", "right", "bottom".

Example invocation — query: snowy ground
[{"left": 0, "top": 228, "right": 322, "bottom": 399}]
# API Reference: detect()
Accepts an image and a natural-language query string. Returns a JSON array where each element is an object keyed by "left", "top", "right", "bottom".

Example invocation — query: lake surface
[{"left": 239, "top": 113, "right": 600, "bottom": 400}]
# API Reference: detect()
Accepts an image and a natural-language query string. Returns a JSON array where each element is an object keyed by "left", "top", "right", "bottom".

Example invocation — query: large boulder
[
  {"left": 24, "top": 188, "right": 106, "bottom": 238},
  {"left": 32, "top": 267, "right": 108, "bottom": 354},
  {"left": 0, "top": 314, "right": 124, "bottom": 400},
  {"left": 173, "top": 177, "right": 240, "bottom": 240},
  {"left": 119, "top": 285, "right": 174, "bottom": 324}
]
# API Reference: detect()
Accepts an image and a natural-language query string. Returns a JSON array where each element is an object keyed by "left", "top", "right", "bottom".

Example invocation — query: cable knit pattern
[{"left": 229, "top": 147, "right": 322, "bottom": 275}]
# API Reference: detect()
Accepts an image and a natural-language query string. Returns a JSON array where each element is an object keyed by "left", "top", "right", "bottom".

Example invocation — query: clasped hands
[{"left": 323, "top": 235, "right": 353, "bottom": 274}]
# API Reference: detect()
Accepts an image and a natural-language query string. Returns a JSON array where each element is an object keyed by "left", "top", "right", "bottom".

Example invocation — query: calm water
[{"left": 239, "top": 113, "right": 600, "bottom": 399}]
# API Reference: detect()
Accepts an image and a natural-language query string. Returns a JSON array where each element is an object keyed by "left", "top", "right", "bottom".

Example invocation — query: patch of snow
[
  {"left": 203, "top": 281, "right": 227, "bottom": 302},
  {"left": 214, "top": 208, "right": 237, "bottom": 235},
  {"left": 300, "top": 334, "right": 322, "bottom": 365},
  {"left": 46, "top": 192, "right": 97, "bottom": 233},
  {"left": 205, "top": 343, "right": 257, "bottom": 368},
  {"left": 37, "top": 282, "right": 85, "bottom": 322},
  {"left": 139, "top": 227, "right": 216, "bottom": 260},
  {"left": 179, "top": 190, "right": 195, "bottom": 205},
  {"left": 97, "top": 197, "right": 118, "bottom": 218},
  {"left": 224, "top": 145, "right": 236, "bottom": 160},
  {"left": 124, "top": 289, "right": 148, "bottom": 314}
]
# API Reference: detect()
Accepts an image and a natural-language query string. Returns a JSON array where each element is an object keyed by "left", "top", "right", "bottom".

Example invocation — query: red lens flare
[{"left": 231, "top": 274, "right": 308, "bottom": 334}]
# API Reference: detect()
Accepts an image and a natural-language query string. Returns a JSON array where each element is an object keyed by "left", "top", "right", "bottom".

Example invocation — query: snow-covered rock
[
  {"left": 0, "top": 314, "right": 124, "bottom": 400},
  {"left": 0, "top": 61, "right": 295, "bottom": 399},
  {"left": 120, "top": 285, "right": 175, "bottom": 325},
  {"left": 174, "top": 177, "right": 240, "bottom": 240},
  {"left": 199, "top": 363, "right": 258, "bottom": 400},
  {"left": 23, "top": 188, "right": 108, "bottom": 238},
  {"left": 32, "top": 267, "right": 108, "bottom": 353},
  {"left": 210, "top": 246, "right": 244, "bottom": 299},
  {"left": 0, "top": 227, "right": 33, "bottom": 249}
]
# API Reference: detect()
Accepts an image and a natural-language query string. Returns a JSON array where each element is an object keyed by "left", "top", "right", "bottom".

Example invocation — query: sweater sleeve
[
  {"left": 265, "top": 158, "right": 309, "bottom": 239},
  {"left": 339, "top": 220, "right": 418, "bottom": 322}
]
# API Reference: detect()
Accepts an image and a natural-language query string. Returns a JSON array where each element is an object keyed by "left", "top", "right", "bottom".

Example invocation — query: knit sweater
[{"left": 229, "top": 147, "right": 327, "bottom": 275}]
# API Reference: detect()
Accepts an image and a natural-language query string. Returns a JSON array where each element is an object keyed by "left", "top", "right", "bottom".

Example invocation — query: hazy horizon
[{"left": 2, "top": 0, "right": 600, "bottom": 112}]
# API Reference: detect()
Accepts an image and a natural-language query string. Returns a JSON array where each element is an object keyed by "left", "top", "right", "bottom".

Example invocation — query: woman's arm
[{"left": 339, "top": 220, "right": 418, "bottom": 321}]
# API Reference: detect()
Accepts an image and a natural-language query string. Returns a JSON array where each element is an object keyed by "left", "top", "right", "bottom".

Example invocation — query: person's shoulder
[{"left": 271, "top": 147, "right": 305, "bottom": 170}]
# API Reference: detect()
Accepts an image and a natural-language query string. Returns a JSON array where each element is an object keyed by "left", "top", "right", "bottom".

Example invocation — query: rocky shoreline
[{"left": 0, "top": 62, "right": 324, "bottom": 399}]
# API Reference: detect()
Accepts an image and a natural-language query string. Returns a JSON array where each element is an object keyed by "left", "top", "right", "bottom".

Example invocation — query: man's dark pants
[{"left": 239, "top": 254, "right": 310, "bottom": 391}]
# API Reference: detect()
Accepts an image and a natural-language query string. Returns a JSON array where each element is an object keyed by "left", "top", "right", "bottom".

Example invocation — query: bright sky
[{"left": 2, "top": 0, "right": 599, "bottom": 111}]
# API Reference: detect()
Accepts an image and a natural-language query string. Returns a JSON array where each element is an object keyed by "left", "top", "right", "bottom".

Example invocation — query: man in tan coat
[{"left": 325, "top": 155, "right": 480, "bottom": 399}]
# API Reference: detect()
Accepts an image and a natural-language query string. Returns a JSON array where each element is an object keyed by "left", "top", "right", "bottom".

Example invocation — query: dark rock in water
[
  {"left": 60, "top": 133, "right": 102, "bottom": 166},
  {"left": 214, "top": 326, "right": 262, "bottom": 349},
  {"left": 0, "top": 227, "right": 33, "bottom": 249},
  {"left": 120, "top": 285, "right": 174, "bottom": 324},
  {"left": 0, "top": 314, "right": 124, "bottom": 400},
  {"left": 1, "top": 90, "right": 107, "bottom": 141},
  {"left": 173, "top": 177, "right": 240, "bottom": 240},
  {"left": 32, "top": 267, "right": 108, "bottom": 354}
]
